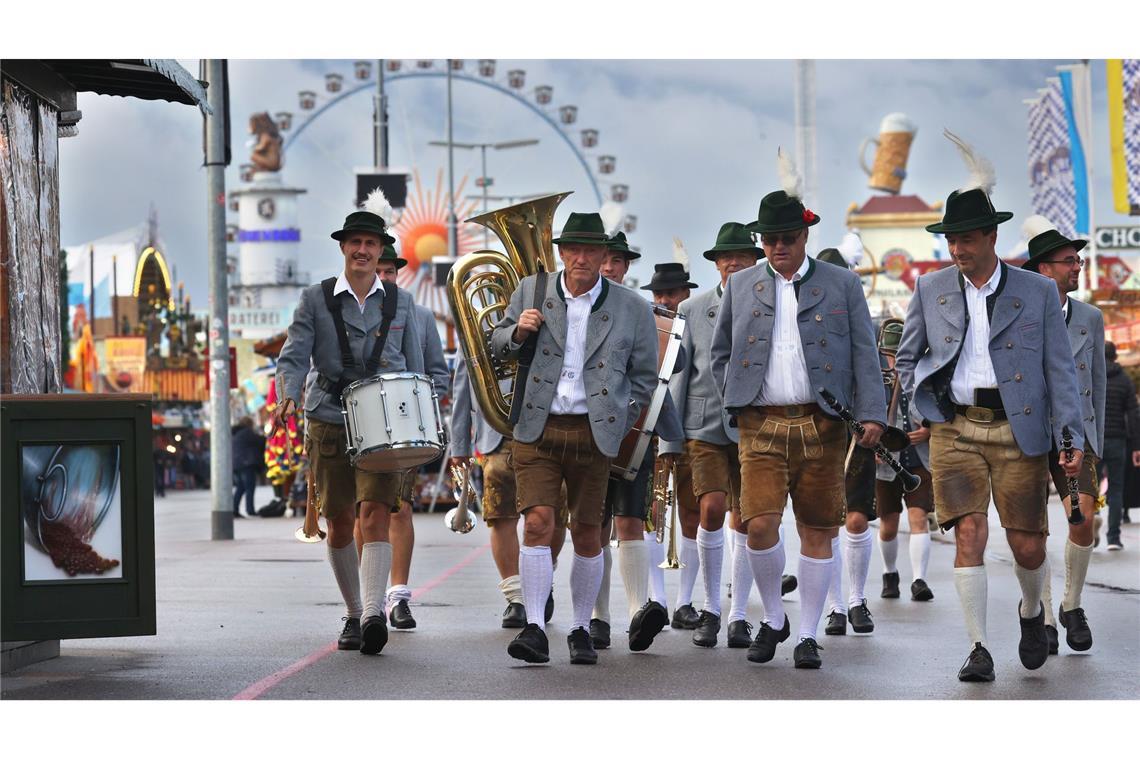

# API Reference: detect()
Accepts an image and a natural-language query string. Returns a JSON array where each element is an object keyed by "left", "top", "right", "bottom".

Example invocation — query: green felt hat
[
  {"left": 605, "top": 230, "right": 642, "bottom": 260},
  {"left": 703, "top": 222, "right": 764, "bottom": 261},
  {"left": 925, "top": 188, "right": 1014, "bottom": 234},
  {"left": 553, "top": 212, "right": 612, "bottom": 246},
  {"left": 1021, "top": 229, "right": 1088, "bottom": 273},
  {"left": 378, "top": 244, "right": 408, "bottom": 270},
  {"left": 640, "top": 263, "right": 698, "bottom": 291},
  {"left": 816, "top": 248, "right": 849, "bottom": 269},
  {"left": 745, "top": 191, "right": 821, "bottom": 234},
  {"left": 331, "top": 211, "right": 396, "bottom": 245}
]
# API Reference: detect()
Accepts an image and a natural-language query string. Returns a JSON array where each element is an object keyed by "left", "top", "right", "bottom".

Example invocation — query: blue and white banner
[{"left": 1026, "top": 71, "right": 1091, "bottom": 237}]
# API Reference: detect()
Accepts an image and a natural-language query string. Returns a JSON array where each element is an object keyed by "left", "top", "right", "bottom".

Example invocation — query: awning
[{"left": 30, "top": 59, "right": 209, "bottom": 112}]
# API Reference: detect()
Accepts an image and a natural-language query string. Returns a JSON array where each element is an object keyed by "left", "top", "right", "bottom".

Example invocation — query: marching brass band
[{"left": 273, "top": 131, "right": 1104, "bottom": 681}]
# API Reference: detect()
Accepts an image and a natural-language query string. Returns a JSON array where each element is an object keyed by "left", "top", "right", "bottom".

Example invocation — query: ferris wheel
[{"left": 236, "top": 59, "right": 636, "bottom": 318}]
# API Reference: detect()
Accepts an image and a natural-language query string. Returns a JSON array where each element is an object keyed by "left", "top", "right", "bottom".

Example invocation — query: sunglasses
[
  {"left": 760, "top": 232, "right": 802, "bottom": 247},
  {"left": 1042, "top": 257, "right": 1084, "bottom": 268}
]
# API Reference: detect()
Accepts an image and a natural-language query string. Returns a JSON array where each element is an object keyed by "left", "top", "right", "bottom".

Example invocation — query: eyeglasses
[
  {"left": 760, "top": 232, "right": 802, "bottom": 247},
  {"left": 1042, "top": 257, "right": 1084, "bottom": 268}
]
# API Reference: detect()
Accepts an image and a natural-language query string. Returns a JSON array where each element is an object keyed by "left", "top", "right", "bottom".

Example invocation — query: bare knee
[
  {"left": 879, "top": 513, "right": 900, "bottom": 541},
  {"left": 699, "top": 492, "right": 728, "bottom": 531},
  {"left": 845, "top": 511, "right": 869, "bottom": 534},
  {"left": 1007, "top": 530, "right": 1046, "bottom": 569},
  {"left": 953, "top": 514, "right": 988, "bottom": 566},
  {"left": 569, "top": 522, "right": 602, "bottom": 557},
  {"left": 522, "top": 507, "right": 555, "bottom": 546},
  {"left": 746, "top": 515, "right": 780, "bottom": 550}
]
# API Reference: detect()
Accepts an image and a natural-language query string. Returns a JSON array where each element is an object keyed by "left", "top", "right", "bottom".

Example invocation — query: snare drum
[{"left": 341, "top": 372, "right": 445, "bottom": 473}]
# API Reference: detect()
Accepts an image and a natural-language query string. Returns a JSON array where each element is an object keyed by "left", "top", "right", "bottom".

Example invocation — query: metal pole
[
  {"left": 1081, "top": 61, "right": 1098, "bottom": 292},
  {"left": 446, "top": 60, "right": 458, "bottom": 258},
  {"left": 793, "top": 60, "right": 818, "bottom": 256},
  {"left": 481, "top": 144, "right": 489, "bottom": 248},
  {"left": 205, "top": 59, "right": 233, "bottom": 541},
  {"left": 375, "top": 60, "right": 388, "bottom": 170}
]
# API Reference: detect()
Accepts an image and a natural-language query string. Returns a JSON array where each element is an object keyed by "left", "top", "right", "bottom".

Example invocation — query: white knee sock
[
  {"left": 1062, "top": 539, "right": 1093, "bottom": 613},
  {"left": 747, "top": 538, "right": 786, "bottom": 627},
  {"left": 499, "top": 574, "right": 523, "bottom": 606},
  {"left": 592, "top": 544, "right": 612, "bottom": 623},
  {"left": 360, "top": 542, "right": 393, "bottom": 620},
  {"left": 954, "top": 565, "right": 988, "bottom": 646},
  {"left": 728, "top": 531, "right": 753, "bottom": 622},
  {"left": 798, "top": 554, "right": 833, "bottom": 642},
  {"left": 879, "top": 534, "right": 899, "bottom": 574},
  {"left": 618, "top": 539, "right": 650, "bottom": 620},
  {"left": 645, "top": 532, "right": 667, "bottom": 606},
  {"left": 697, "top": 526, "right": 725, "bottom": 616},
  {"left": 1014, "top": 560, "right": 1047, "bottom": 619},
  {"left": 571, "top": 552, "right": 605, "bottom": 631},
  {"left": 909, "top": 532, "right": 931, "bottom": 582},
  {"left": 385, "top": 583, "right": 411, "bottom": 613},
  {"left": 1041, "top": 556, "right": 1057, "bottom": 626},
  {"left": 845, "top": 528, "right": 873, "bottom": 608},
  {"left": 520, "top": 545, "right": 553, "bottom": 630},
  {"left": 328, "top": 541, "right": 362, "bottom": 619},
  {"left": 826, "top": 535, "right": 846, "bottom": 615},
  {"left": 676, "top": 536, "right": 700, "bottom": 608}
]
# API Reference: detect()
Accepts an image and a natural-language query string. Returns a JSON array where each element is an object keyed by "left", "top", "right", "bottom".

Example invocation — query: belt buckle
[
  {"left": 965, "top": 406, "right": 995, "bottom": 423},
  {"left": 785, "top": 404, "right": 807, "bottom": 418}
]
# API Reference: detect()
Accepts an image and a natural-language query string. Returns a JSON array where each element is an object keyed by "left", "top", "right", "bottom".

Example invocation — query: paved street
[{"left": 3, "top": 485, "right": 1138, "bottom": 701}]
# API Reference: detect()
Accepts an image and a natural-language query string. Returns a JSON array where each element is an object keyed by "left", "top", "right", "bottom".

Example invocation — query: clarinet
[
  {"left": 819, "top": 387, "right": 921, "bottom": 493},
  {"left": 1061, "top": 426, "right": 1085, "bottom": 526}
]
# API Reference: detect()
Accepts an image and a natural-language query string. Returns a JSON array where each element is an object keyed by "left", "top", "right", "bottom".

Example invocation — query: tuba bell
[{"left": 446, "top": 193, "right": 572, "bottom": 436}]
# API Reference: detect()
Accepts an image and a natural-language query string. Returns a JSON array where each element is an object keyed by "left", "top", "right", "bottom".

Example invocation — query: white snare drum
[{"left": 341, "top": 373, "right": 445, "bottom": 473}]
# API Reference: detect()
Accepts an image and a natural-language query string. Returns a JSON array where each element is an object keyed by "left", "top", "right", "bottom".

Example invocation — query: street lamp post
[{"left": 446, "top": 61, "right": 457, "bottom": 258}]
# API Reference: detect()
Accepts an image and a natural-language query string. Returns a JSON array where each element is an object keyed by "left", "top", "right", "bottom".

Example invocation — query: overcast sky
[{"left": 57, "top": 58, "right": 1134, "bottom": 302}]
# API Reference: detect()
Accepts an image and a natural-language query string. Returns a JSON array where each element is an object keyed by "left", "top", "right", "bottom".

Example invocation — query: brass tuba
[{"left": 446, "top": 192, "right": 572, "bottom": 436}]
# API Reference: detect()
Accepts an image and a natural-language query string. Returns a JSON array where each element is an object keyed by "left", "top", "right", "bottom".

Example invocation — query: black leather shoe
[
  {"left": 825, "top": 611, "right": 847, "bottom": 636},
  {"left": 1059, "top": 605, "right": 1093, "bottom": 651},
  {"left": 233, "top": 512, "right": 245, "bottom": 519},
  {"left": 507, "top": 623, "right": 550, "bottom": 663},
  {"left": 544, "top": 589, "right": 554, "bottom": 623},
  {"left": 957, "top": 643, "right": 995, "bottom": 682},
  {"left": 793, "top": 637, "right": 823, "bottom": 669},
  {"left": 389, "top": 599, "right": 416, "bottom": 630},
  {"left": 1018, "top": 602, "right": 1049, "bottom": 670},
  {"left": 359, "top": 615, "right": 388, "bottom": 655},
  {"left": 501, "top": 602, "right": 526, "bottom": 629},
  {"left": 849, "top": 600, "right": 874, "bottom": 633},
  {"left": 692, "top": 610, "right": 721, "bottom": 648},
  {"left": 629, "top": 601, "right": 668, "bottom": 652},
  {"left": 671, "top": 603, "right": 700, "bottom": 630},
  {"left": 1045, "top": 624, "right": 1059, "bottom": 655},
  {"left": 568, "top": 627, "right": 598, "bottom": 664},
  {"left": 727, "top": 620, "right": 753, "bottom": 648},
  {"left": 747, "top": 615, "right": 790, "bottom": 663},
  {"left": 910, "top": 578, "right": 934, "bottom": 602},
  {"left": 781, "top": 574, "right": 798, "bottom": 596},
  {"left": 337, "top": 617, "right": 361, "bottom": 650},
  {"left": 881, "top": 571, "right": 900, "bottom": 598},
  {"left": 589, "top": 618, "right": 611, "bottom": 650}
]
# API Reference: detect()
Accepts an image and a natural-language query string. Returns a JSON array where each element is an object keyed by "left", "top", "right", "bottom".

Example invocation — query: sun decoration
[{"left": 391, "top": 169, "right": 481, "bottom": 319}]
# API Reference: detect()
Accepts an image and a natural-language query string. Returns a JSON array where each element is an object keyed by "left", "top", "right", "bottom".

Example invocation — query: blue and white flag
[{"left": 1025, "top": 72, "right": 1091, "bottom": 237}]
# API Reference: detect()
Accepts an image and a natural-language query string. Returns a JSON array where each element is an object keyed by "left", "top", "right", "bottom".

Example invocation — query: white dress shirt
[
  {"left": 756, "top": 257, "right": 814, "bottom": 406},
  {"left": 950, "top": 263, "right": 1002, "bottom": 405},
  {"left": 551, "top": 272, "right": 603, "bottom": 414},
  {"left": 333, "top": 272, "right": 382, "bottom": 313}
]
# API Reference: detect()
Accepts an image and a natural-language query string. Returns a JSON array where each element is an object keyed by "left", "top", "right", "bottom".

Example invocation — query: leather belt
[
  {"left": 756, "top": 402, "right": 820, "bottom": 418},
  {"left": 954, "top": 404, "right": 1007, "bottom": 423}
]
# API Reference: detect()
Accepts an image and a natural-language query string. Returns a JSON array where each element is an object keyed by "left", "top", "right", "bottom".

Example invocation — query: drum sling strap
[
  {"left": 508, "top": 271, "right": 548, "bottom": 426},
  {"left": 319, "top": 278, "right": 399, "bottom": 400}
]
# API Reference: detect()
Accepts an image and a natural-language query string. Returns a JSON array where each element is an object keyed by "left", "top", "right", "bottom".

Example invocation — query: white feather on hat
[
  {"left": 599, "top": 201, "right": 624, "bottom": 236},
  {"left": 672, "top": 237, "right": 689, "bottom": 268},
  {"left": 776, "top": 147, "right": 803, "bottom": 200},
  {"left": 1021, "top": 214, "right": 1055, "bottom": 241},
  {"left": 361, "top": 187, "right": 394, "bottom": 224},
  {"left": 943, "top": 128, "right": 997, "bottom": 195},
  {"left": 837, "top": 231, "right": 865, "bottom": 268}
]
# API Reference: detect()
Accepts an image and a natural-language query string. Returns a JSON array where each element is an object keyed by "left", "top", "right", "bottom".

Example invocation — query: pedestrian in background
[
  {"left": 1099, "top": 342, "right": 1140, "bottom": 551},
  {"left": 232, "top": 416, "right": 266, "bottom": 518}
]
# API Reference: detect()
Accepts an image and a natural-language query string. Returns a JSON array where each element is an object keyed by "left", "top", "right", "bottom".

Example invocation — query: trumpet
[
  {"left": 444, "top": 460, "right": 479, "bottom": 534},
  {"left": 651, "top": 451, "right": 683, "bottom": 569},
  {"left": 294, "top": 473, "right": 326, "bottom": 543}
]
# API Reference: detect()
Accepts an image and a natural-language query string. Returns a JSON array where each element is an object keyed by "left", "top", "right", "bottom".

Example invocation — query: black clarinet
[
  {"left": 819, "top": 387, "right": 921, "bottom": 493},
  {"left": 1061, "top": 426, "right": 1085, "bottom": 526}
]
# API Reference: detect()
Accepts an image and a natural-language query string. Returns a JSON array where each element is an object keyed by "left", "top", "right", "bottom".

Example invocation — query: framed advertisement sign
[{"left": 1, "top": 394, "right": 156, "bottom": 641}]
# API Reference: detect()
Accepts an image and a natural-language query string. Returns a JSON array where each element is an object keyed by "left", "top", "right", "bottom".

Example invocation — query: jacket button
[
  {"left": 708, "top": 310, "right": 716, "bottom": 319},
  {"left": 546, "top": 300, "right": 554, "bottom": 308},
  {"left": 945, "top": 336, "right": 953, "bottom": 343},
  {"left": 1024, "top": 406, "right": 1032, "bottom": 415},
  {"left": 526, "top": 403, "right": 533, "bottom": 409},
  {"left": 825, "top": 363, "right": 833, "bottom": 372},
  {"left": 608, "top": 416, "right": 616, "bottom": 423},
  {"left": 820, "top": 338, "right": 828, "bottom": 347},
  {"left": 602, "top": 388, "right": 608, "bottom": 395},
  {"left": 1014, "top": 301, "right": 1021, "bottom": 309},
  {"left": 938, "top": 297, "right": 947, "bottom": 305},
  {"left": 748, "top": 336, "right": 756, "bottom": 344},
  {"left": 812, "top": 287, "right": 820, "bottom": 296},
  {"left": 1085, "top": 389, "right": 1092, "bottom": 396},
  {"left": 1006, "top": 342, "right": 1014, "bottom": 349},
  {"left": 1015, "top": 373, "right": 1022, "bottom": 381},
  {"left": 533, "top": 376, "right": 540, "bottom": 383},
  {"left": 753, "top": 310, "right": 761, "bottom": 317},
  {"left": 1079, "top": 362, "right": 1086, "bottom": 369},
  {"left": 934, "top": 362, "right": 940, "bottom": 368},
  {"left": 756, "top": 284, "right": 764, "bottom": 292},
  {"left": 1081, "top": 328, "right": 1087, "bottom": 335},
  {"left": 602, "top": 314, "right": 609, "bottom": 321},
  {"left": 742, "top": 360, "right": 750, "bottom": 368},
  {"left": 598, "top": 361, "right": 605, "bottom": 368},
  {"left": 815, "top": 314, "right": 823, "bottom": 322},
  {"left": 543, "top": 348, "right": 550, "bottom": 355}
]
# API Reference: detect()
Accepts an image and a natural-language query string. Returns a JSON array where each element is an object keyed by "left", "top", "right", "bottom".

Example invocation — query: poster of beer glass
[{"left": 21, "top": 443, "right": 124, "bottom": 582}]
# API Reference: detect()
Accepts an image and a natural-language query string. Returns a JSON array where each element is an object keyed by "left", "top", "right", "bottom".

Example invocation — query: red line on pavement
[{"left": 233, "top": 543, "right": 489, "bottom": 700}]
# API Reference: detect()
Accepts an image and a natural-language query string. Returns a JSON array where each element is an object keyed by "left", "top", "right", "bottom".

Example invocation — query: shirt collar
[
  {"left": 716, "top": 283, "right": 724, "bottom": 298},
  {"left": 766, "top": 255, "right": 812, "bottom": 285},
  {"left": 558, "top": 270, "right": 604, "bottom": 305},
  {"left": 961, "top": 261, "right": 1003, "bottom": 295},
  {"left": 334, "top": 272, "right": 383, "bottom": 301}
]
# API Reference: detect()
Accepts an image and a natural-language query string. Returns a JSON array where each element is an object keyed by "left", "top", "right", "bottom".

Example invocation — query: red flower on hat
[{"left": 802, "top": 209, "right": 816, "bottom": 223}]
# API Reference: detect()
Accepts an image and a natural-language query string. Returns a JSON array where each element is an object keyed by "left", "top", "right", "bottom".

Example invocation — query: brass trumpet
[
  {"left": 294, "top": 474, "right": 326, "bottom": 543},
  {"left": 444, "top": 460, "right": 479, "bottom": 534},
  {"left": 649, "top": 452, "right": 683, "bottom": 569}
]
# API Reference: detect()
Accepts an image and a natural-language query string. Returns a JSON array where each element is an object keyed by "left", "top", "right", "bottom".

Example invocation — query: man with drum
[
  {"left": 276, "top": 199, "right": 425, "bottom": 655},
  {"left": 1020, "top": 217, "right": 1103, "bottom": 655},
  {"left": 367, "top": 245, "right": 451, "bottom": 631},
  {"left": 895, "top": 131, "right": 1084, "bottom": 681},
  {"left": 492, "top": 212, "right": 659, "bottom": 664},
  {"left": 711, "top": 155, "right": 887, "bottom": 669}
]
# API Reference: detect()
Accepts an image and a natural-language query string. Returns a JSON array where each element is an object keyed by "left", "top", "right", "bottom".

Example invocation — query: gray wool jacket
[
  {"left": 1063, "top": 297, "right": 1106, "bottom": 457},
  {"left": 490, "top": 272, "right": 659, "bottom": 459},
  {"left": 414, "top": 304, "right": 451, "bottom": 401}
]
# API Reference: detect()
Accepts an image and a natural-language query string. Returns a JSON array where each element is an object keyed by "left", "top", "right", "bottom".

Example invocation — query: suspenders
[{"left": 318, "top": 278, "right": 399, "bottom": 399}]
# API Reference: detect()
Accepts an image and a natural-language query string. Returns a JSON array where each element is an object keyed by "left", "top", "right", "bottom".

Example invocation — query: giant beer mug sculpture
[{"left": 859, "top": 113, "right": 917, "bottom": 195}]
